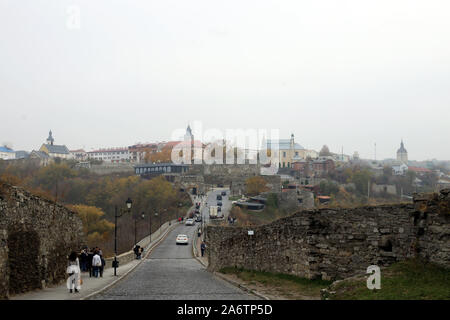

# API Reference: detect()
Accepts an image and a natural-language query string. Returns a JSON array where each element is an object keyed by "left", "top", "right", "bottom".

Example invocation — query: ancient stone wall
[
  {"left": 0, "top": 183, "right": 84, "bottom": 299},
  {"left": 207, "top": 189, "right": 450, "bottom": 281}
]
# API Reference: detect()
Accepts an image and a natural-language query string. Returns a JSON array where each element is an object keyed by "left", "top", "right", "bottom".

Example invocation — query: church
[{"left": 38, "top": 130, "right": 70, "bottom": 159}]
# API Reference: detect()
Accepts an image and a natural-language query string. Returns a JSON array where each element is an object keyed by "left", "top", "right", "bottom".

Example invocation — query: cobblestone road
[{"left": 94, "top": 221, "right": 256, "bottom": 300}]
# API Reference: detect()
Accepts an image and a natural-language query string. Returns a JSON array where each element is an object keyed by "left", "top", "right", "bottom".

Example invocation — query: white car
[
  {"left": 185, "top": 218, "right": 195, "bottom": 226},
  {"left": 176, "top": 234, "right": 188, "bottom": 245}
]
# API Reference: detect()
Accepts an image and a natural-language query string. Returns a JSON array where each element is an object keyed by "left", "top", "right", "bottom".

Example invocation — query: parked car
[
  {"left": 217, "top": 184, "right": 224, "bottom": 187},
  {"left": 216, "top": 195, "right": 222, "bottom": 200},
  {"left": 217, "top": 206, "right": 222, "bottom": 212},
  {"left": 221, "top": 191, "right": 227, "bottom": 196},
  {"left": 176, "top": 234, "right": 188, "bottom": 245},
  {"left": 185, "top": 218, "right": 195, "bottom": 226}
]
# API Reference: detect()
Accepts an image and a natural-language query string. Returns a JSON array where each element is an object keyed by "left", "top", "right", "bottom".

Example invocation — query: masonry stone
[
  {"left": 0, "top": 183, "right": 84, "bottom": 299},
  {"left": 207, "top": 188, "right": 450, "bottom": 281}
]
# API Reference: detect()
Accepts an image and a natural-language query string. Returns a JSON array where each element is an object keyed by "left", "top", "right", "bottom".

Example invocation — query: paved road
[
  {"left": 200, "top": 188, "right": 233, "bottom": 225},
  {"left": 94, "top": 204, "right": 256, "bottom": 300}
]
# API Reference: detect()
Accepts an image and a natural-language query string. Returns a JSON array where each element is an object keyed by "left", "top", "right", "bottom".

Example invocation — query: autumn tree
[
  {"left": 245, "top": 176, "right": 269, "bottom": 196},
  {"left": 70, "top": 204, "right": 114, "bottom": 247}
]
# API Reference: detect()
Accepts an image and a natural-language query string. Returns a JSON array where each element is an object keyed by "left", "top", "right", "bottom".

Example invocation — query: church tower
[
  {"left": 46, "top": 130, "right": 54, "bottom": 146},
  {"left": 184, "top": 125, "right": 194, "bottom": 164},
  {"left": 396, "top": 140, "right": 408, "bottom": 163}
]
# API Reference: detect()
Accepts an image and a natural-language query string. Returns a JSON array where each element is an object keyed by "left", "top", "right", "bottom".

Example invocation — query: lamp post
[
  {"left": 134, "top": 212, "right": 145, "bottom": 246},
  {"left": 113, "top": 197, "right": 132, "bottom": 276},
  {"left": 148, "top": 212, "right": 152, "bottom": 243},
  {"left": 154, "top": 212, "right": 159, "bottom": 235}
]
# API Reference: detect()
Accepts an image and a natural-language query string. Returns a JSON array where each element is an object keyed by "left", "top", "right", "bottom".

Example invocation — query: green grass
[
  {"left": 220, "top": 267, "right": 332, "bottom": 298},
  {"left": 330, "top": 259, "right": 450, "bottom": 300}
]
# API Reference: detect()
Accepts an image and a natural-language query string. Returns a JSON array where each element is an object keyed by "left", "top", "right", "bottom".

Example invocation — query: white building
[
  {"left": 0, "top": 146, "right": 15, "bottom": 160},
  {"left": 87, "top": 147, "right": 131, "bottom": 163},
  {"left": 392, "top": 163, "right": 408, "bottom": 175},
  {"left": 70, "top": 149, "right": 88, "bottom": 161}
]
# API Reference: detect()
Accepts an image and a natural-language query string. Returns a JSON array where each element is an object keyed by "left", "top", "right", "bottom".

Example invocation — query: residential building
[
  {"left": 87, "top": 147, "right": 131, "bottom": 163},
  {"left": 266, "top": 134, "right": 305, "bottom": 169},
  {"left": 29, "top": 150, "right": 50, "bottom": 166},
  {"left": 0, "top": 146, "right": 15, "bottom": 160},
  {"left": 392, "top": 163, "right": 408, "bottom": 175},
  {"left": 14, "top": 151, "right": 29, "bottom": 160},
  {"left": 69, "top": 149, "right": 88, "bottom": 161},
  {"left": 128, "top": 143, "right": 158, "bottom": 163}
]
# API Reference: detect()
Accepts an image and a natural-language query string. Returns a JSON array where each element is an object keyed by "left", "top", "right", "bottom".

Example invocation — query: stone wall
[
  {"left": 0, "top": 183, "right": 84, "bottom": 299},
  {"left": 207, "top": 189, "right": 450, "bottom": 281}
]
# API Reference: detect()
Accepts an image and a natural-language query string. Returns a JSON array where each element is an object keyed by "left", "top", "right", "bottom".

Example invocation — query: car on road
[
  {"left": 221, "top": 191, "right": 227, "bottom": 196},
  {"left": 217, "top": 206, "right": 222, "bottom": 212},
  {"left": 176, "top": 234, "right": 188, "bottom": 245},
  {"left": 185, "top": 218, "right": 195, "bottom": 226},
  {"left": 217, "top": 201, "right": 222, "bottom": 206},
  {"left": 216, "top": 195, "right": 222, "bottom": 200},
  {"left": 195, "top": 215, "right": 202, "bottom": 222}
]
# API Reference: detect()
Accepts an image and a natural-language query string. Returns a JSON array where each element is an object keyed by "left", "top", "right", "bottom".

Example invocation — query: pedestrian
[
  {"left": 92, "top": 250, "right": 102, "bottom": 278},
  {"left": 87, "top": 248, "right": 94, "bottom": 277},
  {"left": 100, "top": 252, "right": 105, "bottom": 278},
  {"left": 133, "top": 245, "right": 140, "bottom": 259},
  {"left": 138, "top": 247, "right": 144, "bottom": 259},
  {"left": 80, "top": 248, "right": 88, "bottom": 272},
  {"left": 200, "top": 241, "right": 206, "bottom": 257},
  {"left": 197, "top": 228, "right": 201, "bottom": 238},
  {"left": 66, "top": 251, "right": 81, "bottom": 293}
]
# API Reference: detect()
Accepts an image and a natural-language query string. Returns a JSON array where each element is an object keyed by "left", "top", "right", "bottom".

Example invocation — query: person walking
[
  {"left": 87, "top": 248, "right": 94, "bottom": 277},
  {"left": 100, "top": 251, "right": 105, "bottom": 278},
  {"left": 66, "top": 251, "right": 81, "bottom": 293},
  {"left": 79, "top": 248, "right": 88, "bottom": 272},
  {"left": 92, "top": 251, "right": 102, "bottom": 278},
  {"left": 200, "top": 241, "right": 206, "bottom": 257}
]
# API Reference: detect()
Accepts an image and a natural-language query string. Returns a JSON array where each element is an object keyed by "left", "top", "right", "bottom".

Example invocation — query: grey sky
[{"left": 1, "top": 0, "right": 449, "bottom": 161}]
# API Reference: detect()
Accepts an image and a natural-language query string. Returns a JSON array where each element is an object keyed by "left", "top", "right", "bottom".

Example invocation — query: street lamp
[
  {"left": 148, "top": 211, "right": 152, "bottom": 243},
  {"left": 113, "top": 197, "right": 132, "bottom": 276},
  {"left": 134, "top": 212, "right": 145, "bottom": 246},
  {"left": 154, "top": 212, "right": 159, "bottom": 235}
]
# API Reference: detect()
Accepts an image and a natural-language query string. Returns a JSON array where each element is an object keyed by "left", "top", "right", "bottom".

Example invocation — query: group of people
[
  {"left": 66, "top": 247, "right": 106, "bottom": 293},
  {"left": 79, "top": 247, "right": 106, "bottom": 278}
]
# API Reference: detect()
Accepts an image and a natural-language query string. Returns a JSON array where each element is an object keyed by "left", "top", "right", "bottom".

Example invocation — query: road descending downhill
[{"left": 93, "top": 212, "right": 257, "bottom": 300}]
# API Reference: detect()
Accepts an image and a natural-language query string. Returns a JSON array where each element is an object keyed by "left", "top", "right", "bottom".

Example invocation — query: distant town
[{"left": 1, "top": 126, "right": 449, "bottom": 201}]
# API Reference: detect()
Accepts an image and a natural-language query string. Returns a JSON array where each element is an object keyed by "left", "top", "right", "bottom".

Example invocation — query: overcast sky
[{"left": 1, "top": 0, "right": 449, "bottom": 160}]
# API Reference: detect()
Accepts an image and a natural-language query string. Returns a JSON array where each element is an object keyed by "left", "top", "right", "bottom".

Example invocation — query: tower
[
  {"left": 396, "top": 140, "right": 408, "bottom": 163},
  {"left": 184, "top": 125, "right": 194, "bottom": 164},
  {"left": 46, "top": 130, "right": 54, "bottom": 146}
]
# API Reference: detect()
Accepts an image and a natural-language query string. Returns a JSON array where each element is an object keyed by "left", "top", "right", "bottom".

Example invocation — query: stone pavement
[{"left": 10, "top": 219, "right": 179, "bottom": 300}]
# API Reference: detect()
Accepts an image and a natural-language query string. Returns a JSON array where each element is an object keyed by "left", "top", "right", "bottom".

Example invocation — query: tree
[
  {"left": 319, "top": 145, "right": 332, "bottom": 156},
  {"left": 70, "top": 205, "right": 114, "bottom": 247},
  {"left": 245, "top": 176, "right": 269, "bottom": 196}
]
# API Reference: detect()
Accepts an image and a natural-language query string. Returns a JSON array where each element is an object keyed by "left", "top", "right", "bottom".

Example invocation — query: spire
[{"left": 47, "top": 130, "right": 54, "bottom": 146}]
